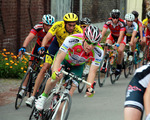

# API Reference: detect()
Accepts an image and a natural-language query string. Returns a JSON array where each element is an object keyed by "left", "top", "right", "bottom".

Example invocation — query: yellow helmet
[{"left": 63, "top": 13, "right": 78, "bottom": 22}]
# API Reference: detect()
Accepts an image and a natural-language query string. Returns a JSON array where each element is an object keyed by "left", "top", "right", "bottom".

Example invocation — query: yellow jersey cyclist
[
  {"left": 25, "top": 13, "right": 83, "bottom": 107},
  {"left": 124, "top": 13, "right": 138, "bottom": 59},
  {"left": 35, "top": 26, "right": 103, "bottom": 116}
]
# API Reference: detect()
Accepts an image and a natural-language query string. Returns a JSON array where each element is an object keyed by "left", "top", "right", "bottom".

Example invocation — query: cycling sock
[
  {"left": 42, "top": 92, "right": 48, "bottom": 98},
  {"left": 22, "top": 86, "right": 26, "bottom": 89}
]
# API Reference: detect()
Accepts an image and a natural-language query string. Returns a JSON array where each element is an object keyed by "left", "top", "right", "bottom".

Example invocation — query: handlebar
[
  {"left": 100, "top": 43, "right": 115, "bottom": 48},
  {"left": 23, "top": 52, "right": 44, "bottom": 60}
]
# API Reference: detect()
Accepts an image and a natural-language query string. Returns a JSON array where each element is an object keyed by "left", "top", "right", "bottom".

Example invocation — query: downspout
[
  {"left": 16, "top": 0, "right": 21, "bottom": 54},
  {"left": 79, "top": 0, "right": 82, "bottom": 20}
]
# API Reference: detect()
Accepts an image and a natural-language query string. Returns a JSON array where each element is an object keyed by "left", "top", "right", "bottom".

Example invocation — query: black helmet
[
  {"left": 132, "top": 11, "right": 139, "bottom": 18},
  {"left": 110, "top": 9, "right": 120, "bottom": 18},
  {"left": 79, "top": 17, "right": 91, "bottom": 25}
]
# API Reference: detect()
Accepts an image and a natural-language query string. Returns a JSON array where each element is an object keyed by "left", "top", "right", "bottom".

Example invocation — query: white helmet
[
  {"left": 147, "top": 11, "right": 150, "bottom": 18},
  {"left": 125, "top": 13, "right": 135, "bottom": 21},
  {"left": 84, "top": 25, "right": 102, "bottom": 43},
  {"left": 42, "top": 14, "right": 55, "bottom": 25}
]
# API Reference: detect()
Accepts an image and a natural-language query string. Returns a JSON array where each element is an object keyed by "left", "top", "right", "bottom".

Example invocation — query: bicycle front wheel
[
  {"left": 60, "top": 93, "right": 72, "bottom": 120},
  {"left": 98, "top": 55, "right": 109, "bottom": 87},
  {"left": 15, "top": 69, "right": 30, "bottom": 109},
  {"left": 78, "top": 74, "right": 87, "bottom": 93},
  {"left": 51, "top": 93, "right": 72, "bottom": 120}
]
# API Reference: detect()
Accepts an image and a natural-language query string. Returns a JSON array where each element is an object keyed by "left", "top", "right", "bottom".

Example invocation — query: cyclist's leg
[
  {"left": 144, "top": 81, "right": 150, "bottom": 117},
  {"left": 69, "top": 64, "right": 84, "bottom": 96},
  {"left": 32, "top": 37, "right": 59, "bottom": 96},
  {"left": 104, "top": 33, "right": 114, "bottom": 54},
  {"left": 124, "top": 77, "right": 145, "bottom": 120},
  {"left": 26, "top": 38, "right": 59, "bottom": 106},
  {"left": 116, "top": 36, "right": 126, "bottom": 75},
  {"left": 19, "top": 44, "right": 39, "bottom": 97}
]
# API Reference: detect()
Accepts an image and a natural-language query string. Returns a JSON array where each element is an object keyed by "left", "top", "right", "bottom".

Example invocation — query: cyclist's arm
[
  {"left": 41, "top": 32, "right": 53, "bottom": 47},
  {"left": 144, "top": 80, "right": 150, "bottom": 116},
  {"left": 51, "top": 50, "right": 66, "bottom": 73},
  {"left": 101, "top": 27, "right": 108, "bottom": 41},
  {"left": 139, "top": 26, "right": 143, "bottom": 40},
  {"left": 22, "top": 33, "right": 35, "bottom": 47},
  {"left": 117, "top": 30, "right": 125, "bottom": 44},
  {"left": 131, "top": 31, "right": 137, "bottom": 43},
  {"left": 86, "top": 64, "right": 99, "bottom": 88}
]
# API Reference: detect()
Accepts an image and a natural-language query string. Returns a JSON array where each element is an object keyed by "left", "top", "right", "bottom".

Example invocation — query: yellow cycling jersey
[
  {"left": 48, "top": 21, "right": 83, "bottom": 47},
  {"left": 142, "top": 18, "right": 150, "bottom": 30}
]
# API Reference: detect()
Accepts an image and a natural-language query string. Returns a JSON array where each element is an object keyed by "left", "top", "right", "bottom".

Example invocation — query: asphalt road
[{"left": 0, "top": 74, "right": 146, "bottom": 120}]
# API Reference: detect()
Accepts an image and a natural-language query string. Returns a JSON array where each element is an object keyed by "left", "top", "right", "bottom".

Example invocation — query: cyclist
[
  {"left": 124, "top": 13, "right": 138, "bottom": 59},
  {"left": 144, "top": 81, "right": 150, "bottom": 120},
  {"left": 18, "top": 14, "right": 55, "bottom": 98},
  {"left": 124, "top": 63, "right": 150, "bottom": 120},
  {"left": 79, "top": 17, "right": 91, "bottom": 30},
  {"left": 25, "top": 13, "right": 83, "bottom": 107},
  {"left": 143, "top": 11, "right": 150, "bottom": 62},
  {"left": 79, "top": 17, "right": 92, "bottom": 75},
  {"left": 101, "top": 9, "right": 126, "bottom": 76},
  {"left": 143, "top": 11, "right": 150, "bottom": 40},
  {"left": 35, "top": 26, "right": 103, "bottom": 119},
  {"left": 132, "top": 10, "right": 146, "bottom": 58}
]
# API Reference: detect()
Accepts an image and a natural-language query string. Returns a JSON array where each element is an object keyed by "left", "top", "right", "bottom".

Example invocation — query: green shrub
[
  {"left": 101, "top": 31, "right": 110, "bottom": 43},
  {"left": 0, "top": 49, "right": 29, "bottom": 78}
]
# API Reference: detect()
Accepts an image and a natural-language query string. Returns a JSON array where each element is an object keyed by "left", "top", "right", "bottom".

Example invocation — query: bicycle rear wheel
[
  {"left": 98, "top": 55, "right": 109, "bottom": 87},
  {"left": 124, "top": 59, "right": 130, "bottom": 78},
  {"left": 15, "top": 70, "right": 30, "bottom": 109},
  {"left": 78, "top": 74, "right": 87, "bottom": 93}
]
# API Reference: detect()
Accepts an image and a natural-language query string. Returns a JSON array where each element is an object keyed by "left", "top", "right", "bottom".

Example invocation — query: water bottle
[
  {"left": 124, "top": 52, "right": 127, "bottom": 62},
  {"left": 129, "top": 55, "right": 133, "bottom": 62}
]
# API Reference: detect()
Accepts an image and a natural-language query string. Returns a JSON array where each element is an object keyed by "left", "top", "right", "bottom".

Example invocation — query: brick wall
[
  {"left": 0, "top": 0, "right": 122, "bottom": 54},
  {"left": 0, "top": 0, "right": 50, "bottom": 54}
]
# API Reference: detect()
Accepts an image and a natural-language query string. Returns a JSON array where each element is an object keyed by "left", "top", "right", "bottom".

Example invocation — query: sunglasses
[
  {"left": 112, "top": 15, "right": 119, "bottom": 19},
  {"left": 127, "top": 20, "right": 133, "bottom": 22},
  {"left": 85, "top": 39, "right": 98, "bottom": 46},
  {"left": 80, "top": 25, "right": 88, "bottom": 28}
]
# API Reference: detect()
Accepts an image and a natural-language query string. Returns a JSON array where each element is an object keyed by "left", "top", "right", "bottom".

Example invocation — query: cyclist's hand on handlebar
[
  {"left": 38, "top": 47, "right": 45, "bottom": 55},
  {"left": 51, "top": 71, "right": 63, "bottom": 82},
  {"left": 18, "top": 47, "right": 26, "bottom": 56},
  {"left": 86, "top": 87, "right": 95, "bottom": 97}
]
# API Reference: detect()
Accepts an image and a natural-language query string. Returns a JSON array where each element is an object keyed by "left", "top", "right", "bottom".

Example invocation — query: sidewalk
[{"left": 0, "top": 79, "right": 21, "bottom": 106}]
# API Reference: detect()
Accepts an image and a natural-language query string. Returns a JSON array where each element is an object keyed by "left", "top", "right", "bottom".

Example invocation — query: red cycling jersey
[
  {"left": 103, "top": 18, "right": 126, "bottom": 37},
  {"left": 30, "top": 22, "right": 54, "bottom": 48}
]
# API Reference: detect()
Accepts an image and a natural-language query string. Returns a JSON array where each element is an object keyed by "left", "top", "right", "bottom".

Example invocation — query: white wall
[{"left": 127, "top": 0, "right": 143, "bottom": 20}]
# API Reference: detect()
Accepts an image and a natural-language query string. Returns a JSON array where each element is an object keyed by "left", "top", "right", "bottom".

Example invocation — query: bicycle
[
  {"left": 78, "top": 64, "right": 88, "bottom": 93},
  {"left": 123, "top": 43, "right": 134, "bottom": 78},
  {"left": 29, "top": 65, "right": 96, "bottom": 120},
  {"left": 143, "top": 36, "right": 150, "bottom": 65},
  {"left": 98, "top": 43, "right": 118, "bottom": 87},
  {"left": 133, "top": 40, "right": 143, "bottom": 69},
  {"left": 15, "top": 52, "right": 44, "bottom": 109}
]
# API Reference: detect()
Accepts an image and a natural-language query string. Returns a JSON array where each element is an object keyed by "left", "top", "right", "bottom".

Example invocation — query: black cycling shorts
[{"left": 124, "top": 76, "right": 146, "bottom": 113}]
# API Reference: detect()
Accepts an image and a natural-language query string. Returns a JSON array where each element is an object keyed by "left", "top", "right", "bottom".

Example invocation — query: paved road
[{"left": 0, "top": 74, "right": 146, "bottom": 120}]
